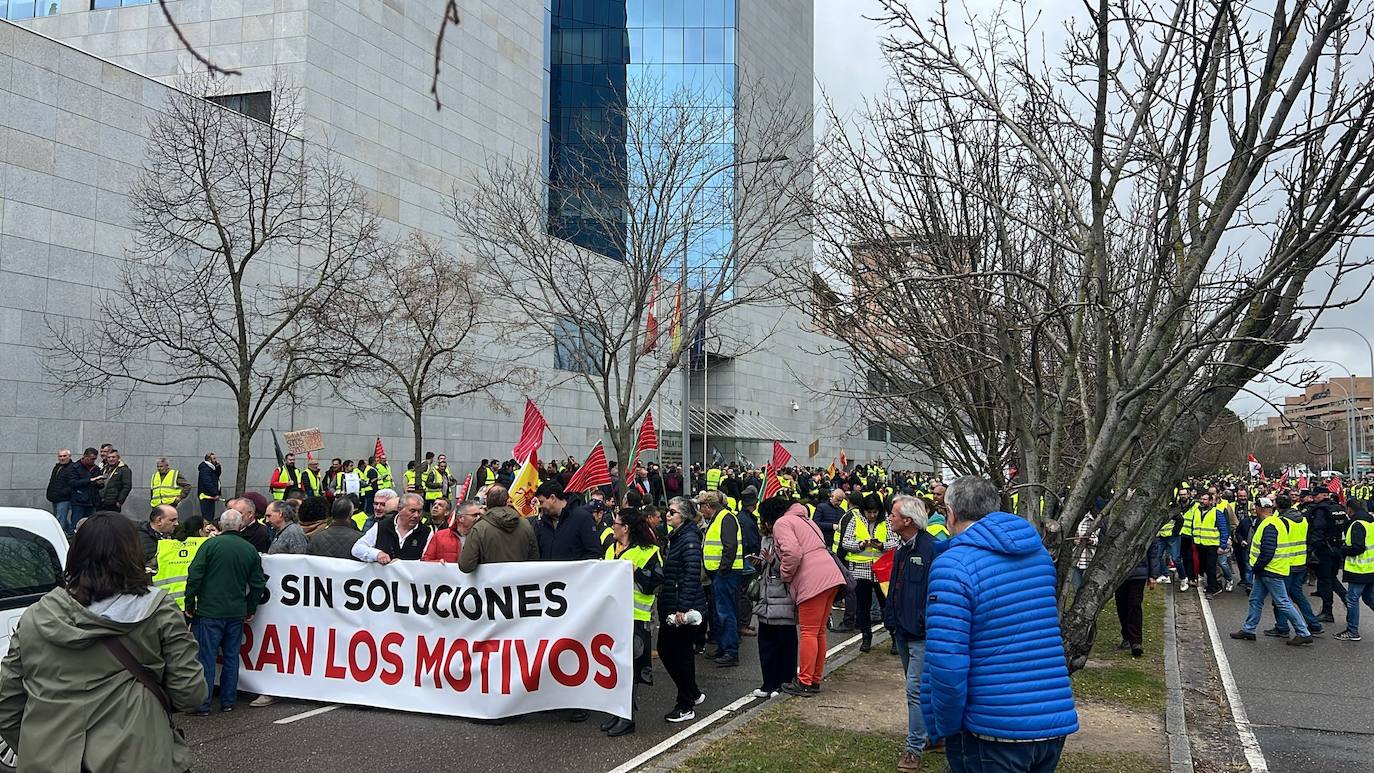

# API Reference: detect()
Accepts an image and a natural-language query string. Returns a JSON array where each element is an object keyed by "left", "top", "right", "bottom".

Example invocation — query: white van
[{"left": 0, "top": 508, "right": 68, "bottom": 772}]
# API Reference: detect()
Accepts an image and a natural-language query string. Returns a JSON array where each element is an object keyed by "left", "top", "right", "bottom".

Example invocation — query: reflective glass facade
[{"left": 547, "top": 0, "right": 737, "bottom": 275}]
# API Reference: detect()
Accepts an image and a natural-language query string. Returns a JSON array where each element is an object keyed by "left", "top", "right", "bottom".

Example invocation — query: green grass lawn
[
  {"left": 675, "top": 591, "right": 1170, "bottom": 772},
  {"left": 1069, "top": 588, "right": 1167, "bottom": 713}
]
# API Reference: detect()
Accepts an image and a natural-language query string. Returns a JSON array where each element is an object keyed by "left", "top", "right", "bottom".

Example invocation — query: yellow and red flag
[{"left": 509, "top": 457, "right": 541, "bottom": 517}]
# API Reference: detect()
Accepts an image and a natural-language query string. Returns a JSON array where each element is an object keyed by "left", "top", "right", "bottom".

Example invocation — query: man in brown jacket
[{"left": 459, "top": 486, "right": 538, "bottom": 572}]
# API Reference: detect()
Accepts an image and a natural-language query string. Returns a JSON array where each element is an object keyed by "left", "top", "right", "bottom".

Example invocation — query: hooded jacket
[
  {"left": 458, "top": 505, "right": 539, "bottom": 572},
  {"left": 0, "top": 588, "right": 206, "bottom": 772},
  {"left": 921, "top": 512, "right": 1079, "bottom": 742},
  {"left": 660, "top": 520, "right": 706, "bottom": 616}
]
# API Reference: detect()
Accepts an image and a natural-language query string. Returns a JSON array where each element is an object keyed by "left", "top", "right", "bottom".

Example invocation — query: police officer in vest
[
  {"left": 1231, "top": 496, "right": 1314, "bottom": 644},
  {"left": 1336, "top": 502, "right": 1374, "bottom": 641},
  {"left": 352, "top": 493, "right": 432, "bottom": 563},
  {"left": 694, "top": 490, "right": 742, "bottom": 667}
]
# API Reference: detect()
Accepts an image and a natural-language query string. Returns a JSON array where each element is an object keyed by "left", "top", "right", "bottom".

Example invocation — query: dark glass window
[
  {"left": 554, "top": 317, "right": 605, "bottom": 374},
  {"left": 0, "top": 527, "right": 62, "bottom": 611},
  {"left": 88, "top": 0, "right": 149, "bottom": 10},
  {"left": 209, "top": 91, "right": 273, "bottom": 124},
  {"left": 867, "top": 423, "right": 889, "bottom": 443}
]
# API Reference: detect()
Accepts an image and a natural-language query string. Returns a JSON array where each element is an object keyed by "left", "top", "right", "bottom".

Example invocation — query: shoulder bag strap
[{"left": 101, "top": 636, "right": 173, "bottom": 715}]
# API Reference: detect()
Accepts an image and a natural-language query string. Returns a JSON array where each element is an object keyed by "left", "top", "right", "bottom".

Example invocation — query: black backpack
[{"left": 737, "top": 509, "right": 762, "bottom": 558}]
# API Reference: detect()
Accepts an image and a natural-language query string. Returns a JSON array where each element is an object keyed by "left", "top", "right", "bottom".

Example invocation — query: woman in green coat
[{"left": 0, "top": 516, "right": 206, "bottom": 772}]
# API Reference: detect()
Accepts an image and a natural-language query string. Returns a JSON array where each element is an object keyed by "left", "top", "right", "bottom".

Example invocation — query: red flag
[
  {"left": 1329, "top": 475, "right": 1344, "bottom": 503},
  {"left": 1299, "top": 475, "right": 1309, "bottom": 491},
  {"left": 512, "top": 399, "right": 548, "bottom": 463},
  {"left": 642, "top": 277, "right": 661, "bottom": 354},
  {"left": 771, "top": 441, "right": 792, "bottom": 470},
  {"left": 565, "top": 442, "right": 612, "bottom": 493},
  {"left": 873, "top": 549, "right": 895, "bottom": 585},
  {"left": 374, "top": 436, "right": 386, "bottom": 460},
  {"left": 629, "top": 410, "right": 658, "bottom": 473},
  {"left": 764, "top": 465, "right": 782, "bottom": 499},
  {"left": 455, "top": 473, "right": 472, "bottom": 502},
  {"left": 1278, "top": 468, "right": 1290, "bottom": 490},
  {"left": 839, "top": 450, "right": 848, "bottom": 470}
]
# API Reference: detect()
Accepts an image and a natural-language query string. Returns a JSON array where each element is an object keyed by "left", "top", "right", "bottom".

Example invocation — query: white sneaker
[
  {"left": 1155, "top": 575, "right": 1169, "bottom": 584},
  {"left": 751, "top": 688, "right": 779, "bottom": 699},
  {"left": 1180, "top": 578, "right": 1190, "bottom": 592},
  {"left": 249, "top": 695, "right": 277, "bottom": 707},
  {"left": 694, "top": 692, "right": 706, "bottom": 706},
  {"left": 1225, "top": 581, "right": 1235, "bottom": 592}
]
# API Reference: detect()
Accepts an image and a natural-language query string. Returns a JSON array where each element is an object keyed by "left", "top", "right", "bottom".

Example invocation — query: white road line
[
  {"left": 273, "top": 704, "right": 339, "bottom": 725},
  {"left": 825, "top": 632, "right": 863, "bottom": 658},
  {"left": 605, "top": 630, "right": 867, "bottom": 773},
  {"left": 1195, "top": 587, "right": 1269, "bottom": 772}
]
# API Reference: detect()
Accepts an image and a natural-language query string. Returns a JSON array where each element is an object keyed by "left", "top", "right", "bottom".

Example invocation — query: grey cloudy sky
[{"left": 811, "top": 2, "right": 1374, "bottom": 423}]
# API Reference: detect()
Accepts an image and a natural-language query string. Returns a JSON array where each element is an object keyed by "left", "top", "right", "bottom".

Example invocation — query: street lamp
[
  {"left": 1315, "top": 326, "right": 1373, "bottom": 472},
  {"left": 1309, "top": 359, "right": 1357, "bottom": 474},
  {"left": 678, "top": 154, "right": 790, "bottom": 478}
]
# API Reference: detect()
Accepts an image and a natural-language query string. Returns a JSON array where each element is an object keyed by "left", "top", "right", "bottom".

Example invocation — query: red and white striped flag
[
  {"left": 512, "top": 399, "right": 548, "bottom": 463},
  {"left": 455, "top": 473, "right": 472, "bottom": 502},
  {"left": 374, "top": 436, "right": 386, "bottom": 460},
  {"left": 771, "top": 440, "right": 792, "bottom": 471},
  {"left": 763, "top": 464, "right": 782, "bottom": 499},
  {"left": 565, "top": 442, "right": 612, "bottom": 494},
  {"left": 628, "top": 410, "right": 658, "bottom": 474}
]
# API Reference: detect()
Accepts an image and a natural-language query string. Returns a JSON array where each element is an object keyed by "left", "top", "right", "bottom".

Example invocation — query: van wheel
[{"left": 0, "top": 736, "right": 16, "bottom": 771}]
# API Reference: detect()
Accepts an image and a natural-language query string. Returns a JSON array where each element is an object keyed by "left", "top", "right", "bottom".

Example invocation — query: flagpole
[{"left": 700, "top": 280, "right": 709, "bottom": 467}]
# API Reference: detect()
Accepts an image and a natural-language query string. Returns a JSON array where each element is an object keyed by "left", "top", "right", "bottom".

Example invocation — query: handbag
[{"left": 747, "top": 573, "right": 764, "bottom": 602}]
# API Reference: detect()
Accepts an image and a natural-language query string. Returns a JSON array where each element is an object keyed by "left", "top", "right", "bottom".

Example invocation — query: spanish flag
[{"left": 509, "top": 457, "right": 541, "bottom": 517}]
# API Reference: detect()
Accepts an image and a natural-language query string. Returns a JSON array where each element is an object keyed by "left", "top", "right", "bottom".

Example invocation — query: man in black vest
[{"left": 352, "top": 493, "right": 431, "bottom": 563}]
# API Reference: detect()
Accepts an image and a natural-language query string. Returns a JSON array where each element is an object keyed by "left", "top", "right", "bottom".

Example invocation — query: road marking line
[
  {"left": 1195, "top": 587, "right": 1268, "bottom": 772},
  {"left": 606, "top": 631, "right": 867, "bottom": 773},
  {"left": 825, "top": 632, "right": 863, "bottom": 658},
  {"left": 273, "top": 704, "right": 339, "bottom": 725}
]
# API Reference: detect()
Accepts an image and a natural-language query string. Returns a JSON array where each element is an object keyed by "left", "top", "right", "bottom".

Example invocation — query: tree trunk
[
  {"left": 411, "top": 406, "right": 424, "bottom": 475},
  {"left": 234, "top": 397, "right": 253, "bottom": 496}
]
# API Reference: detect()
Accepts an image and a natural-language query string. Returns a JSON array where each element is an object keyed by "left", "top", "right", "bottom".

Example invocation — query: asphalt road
[
  {"left": 184, "top": 611, "right": 864, "bottom": 773},
  {"left": 1203, "top": 585, "right": 1374, "bottom": 772}
]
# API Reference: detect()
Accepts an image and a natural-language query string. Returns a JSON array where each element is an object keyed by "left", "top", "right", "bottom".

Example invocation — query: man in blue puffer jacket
[{"left": 921, "top": 476, "right": 1079, "bottom": 772}]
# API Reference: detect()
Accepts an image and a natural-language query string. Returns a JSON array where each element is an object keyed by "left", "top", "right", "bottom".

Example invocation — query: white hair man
[
  {"left": 886, "top": 495, "right": 936, "bottom": 772},
  {"left": 364, "top": 488, "right": 400, "bottom": 532},
  {"left": 353, "top": 493, "right": 431, "bottom": 564},
  {"left": 184, "top": 507, "right": 266, "bottom": 715}
]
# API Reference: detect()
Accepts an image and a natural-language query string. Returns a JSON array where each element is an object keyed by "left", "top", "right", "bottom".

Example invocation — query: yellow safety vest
[
  {"left": 927, "top": 522, "right": 950, "bottom": 540},
  {"left": 358, "top": 465, "right": 375, "bottom": 494},
  {"left": 703, "top": 509, "right": 743, "bottom": 571},
  {"left": 1249, "top": 515, "right": 1289, "bottom": 576},
  {"left": 1157, "top": 517, "right": 1177, "bottom": 538},
  {"left": 375, "top": 463, "right": 393, "bottom": 491},
  {"left": 150, "top": 469, "right": 181, "bottom": 507},
  {"left": 273, "top": 466, "right": 299, "bottom": 500},
  {"left": 706, "top": 468, "right": 722, "bottom": 491},
  {"left": 353, "top": 511, "right": 368, "bottom": 530},
  {"left": 846, "top": 516, "right": 889, "bottom": 563},
  {"left": 607, "top": 543, "right": 661, "bottom": 621},
  {"left": 1278, "top": 516, "right": 1309, "bottom": 573},
  {"left": 1345, "top": 521, "right": 1374, "bottom": 575},
  {"left": 600, "top": 525, "right": 615, "bottom": 549},
  {"left": 725, "top": 495, "right": 739, "bottom": 513},
  {"left": 152, "top": 537, "right": 207, "bottom": 609},
  {"left": 423, "top": 469, "right": 443, "bottom": 501},
  {"left": 1179, "top": 504, "right": 1200, "bottom": 538},
  {"left": 1192, "top": 507, "right": 1222, "bottom": 547},
  {"left": 299, "top": 468, "right": 321, "bottom": 496}
]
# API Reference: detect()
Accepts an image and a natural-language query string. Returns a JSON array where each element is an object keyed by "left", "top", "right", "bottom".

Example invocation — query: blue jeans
[
  {"left": 712, "top": 569, "right": 740, "bottom": 658},
  {"left": 52, "top": 501, "right": 76, "bottom": 535},
  {"left": 1218, "top": 550, "right": 1234, "bottom": 583},
  {"left": 894, "top": 634, "right": 928, "bottom": 755},
  {"left": 70, "top": 503, "right": 95, "bottom": 526},
  {"left": 1345, "top": 582, "right": 1374, "bottom": 634},
  {"left": 1153, "top": 536, "right": 1181, "bottom": 576},
  {"left": 195, "top": 616, "right": 245, "bottom": 711},
  {"left": 1243, "top": 575, "right": 1309, "bottom": 636},
  {"left": 1272, "top": 569, "right": 1322, "bottom": 633},
  {"left": 946, "top": 731, "right": 1065, "bottom": 773}
]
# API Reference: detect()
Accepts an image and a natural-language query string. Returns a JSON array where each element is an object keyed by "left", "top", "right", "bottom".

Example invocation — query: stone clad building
[{"left": 0, "top": 1, "right": 899, "bottom": 511}]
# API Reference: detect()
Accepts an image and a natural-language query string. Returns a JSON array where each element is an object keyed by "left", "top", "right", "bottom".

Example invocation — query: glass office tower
[{"left": 547, "top": 0, "right": 737, "bottom": 274}]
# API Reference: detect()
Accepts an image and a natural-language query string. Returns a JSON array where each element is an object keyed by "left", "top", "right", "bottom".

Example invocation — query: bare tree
[
  {"left": 807, "top": 0, "right": 1374, "bottom": 666},
  {"left": 448, "top": 80, "right": 810, "bottom": 470},
  {"left": 47, "top": 78, "right": 381, "bottom": 494},
  {"left": 315, "top": 233, "right": 537, "bottom": 467}
]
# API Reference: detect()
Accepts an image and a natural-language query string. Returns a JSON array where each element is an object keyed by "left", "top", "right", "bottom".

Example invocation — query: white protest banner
[{"left": 236, "top": 556, "right": 633, "bottom": 719}]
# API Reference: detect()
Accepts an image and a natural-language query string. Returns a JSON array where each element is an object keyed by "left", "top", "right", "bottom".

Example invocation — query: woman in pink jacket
[{"left": 762, "top": 499, "right": 845, "bottom": 695}]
